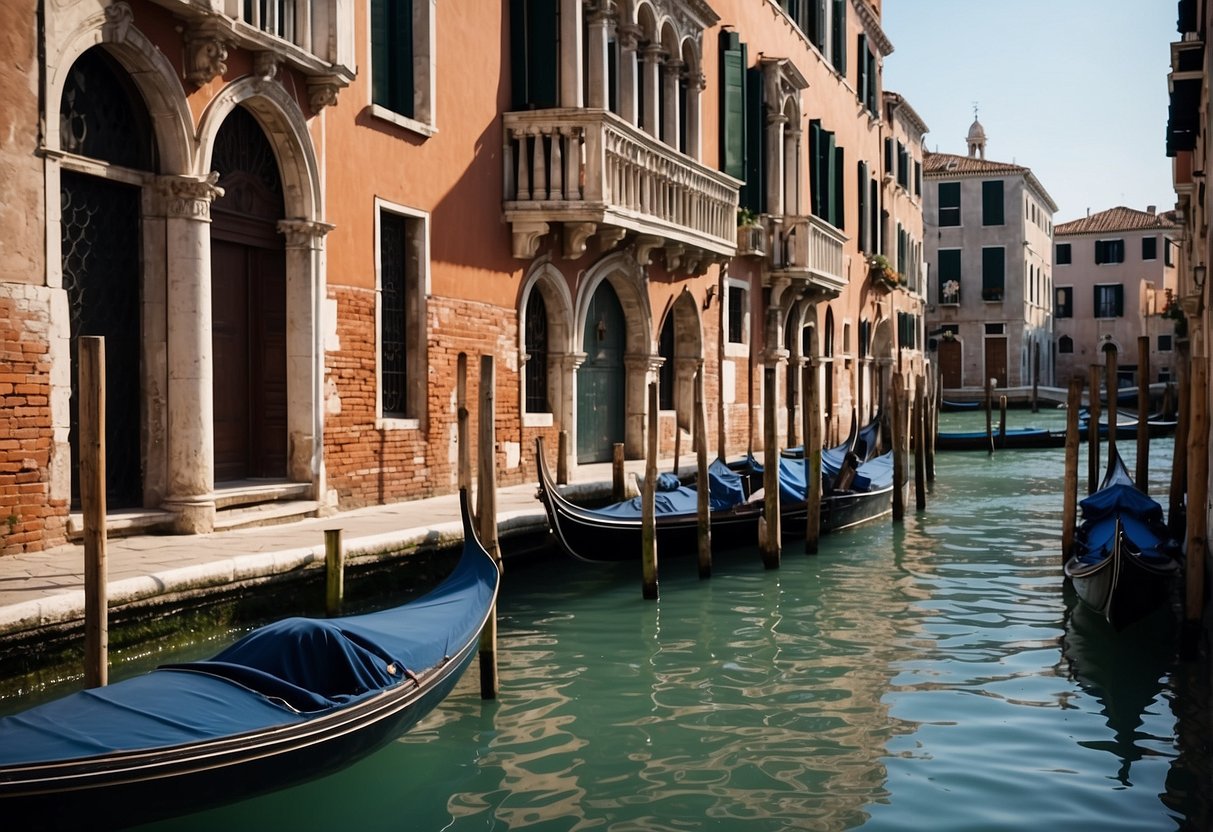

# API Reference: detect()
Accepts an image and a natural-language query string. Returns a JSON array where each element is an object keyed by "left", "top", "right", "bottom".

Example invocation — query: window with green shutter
[
  {"left": 1054, "top": 286, "right": 1073, "bottom": 318},
  {"left": 831, "top": 0, "right": 846, "bottom": 74},
  {"left": 869, "top": 178, "right": 880, "bottom": 253},
  {"left": 744, "top": 66, "right": 765, "bottom": 214},
  {"left": 720, "top": 33, "right": 747, "bottom": 182},
  {"left": 1142, "top": 236, "right": 1158, "bottom": 260},
  {"left": 982, "top": 246, "right": 1005, "bottom": 301},
  {"left": 982, "top": 180, "right": 1004, "bottom": 225},
  {"left": 1094, "top": 239, "right": 1125, "bottom": 264},
  {"left": 374, "top": 0, "right": 416, "bottom": 117},
  {"left": 1094, "top": 284, "right": 1124, "bottom": 317},
  {"left": 1056, "top": 243, "right": 1071, "bottom": 264},
  {"left": 857, "top": 160, "right": 868, "bottom": 252},
  {"left": 938, "top": 182, "right": 960, "bottom": 226},
  {"left": 896, "top": 142, "right": 908, "bottom": 189},
  {"left": 832, "top": 144, "right": 845, "bottom": 229}
]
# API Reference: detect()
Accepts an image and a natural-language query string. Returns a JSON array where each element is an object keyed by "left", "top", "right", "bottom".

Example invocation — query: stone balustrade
[{"left": 773, "top": 214, "right": 848, "bottom": 295}]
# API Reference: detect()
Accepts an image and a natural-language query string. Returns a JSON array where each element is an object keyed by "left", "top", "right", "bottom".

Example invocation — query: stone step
[{"left": 213, "top": 499, "right": 321, "bottom": 533}]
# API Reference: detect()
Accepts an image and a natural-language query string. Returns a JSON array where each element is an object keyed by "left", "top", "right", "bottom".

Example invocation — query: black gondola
[
  {"left": 1062, "top": 447, "right": 1180, "bottom": 630},
  {"left": 0, "top": 491, "right": 500, "bottom": 830}
]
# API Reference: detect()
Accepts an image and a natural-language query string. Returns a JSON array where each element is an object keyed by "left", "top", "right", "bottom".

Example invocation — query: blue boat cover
[
  {"left": 592, "top": 459, "right": 746, "bottom": 519},
  {"left": 1079, "top": 483, "right": 1163, "bottom": 525},
  {"left": 0, "top": 540, "right": 498, "bottom": 766}
]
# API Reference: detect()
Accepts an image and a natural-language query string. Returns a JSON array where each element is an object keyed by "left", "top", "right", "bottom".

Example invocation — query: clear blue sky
[{"left": 881, "top": 1, "right": 1177, "bottom": 224}]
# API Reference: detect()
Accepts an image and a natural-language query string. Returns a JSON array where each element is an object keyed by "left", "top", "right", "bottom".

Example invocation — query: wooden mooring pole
[
  {"left": 694, "top": 369, "right": 712, "bottom": 579},
  {"left": 998, "top": 394, "right": 1008, "bottom": 449},
  {"left": 1031, "top": 341, "right": 1040, "bottom": 413},
  {"left": 1087, "top": 364, "right": 1101, "bottom": 494},
  {"left": 1169, "top": 347, "right": 1190, "bottom": 538},
  {"left": 642, "top": 382, "right": 659, "bottom": 599},
  {"left": 324, "top": 529, "right": 344, "bottom": 617},
  {"left": 556, "top": 429, "right": 569, "bottom": 486},
  {"left": 457, "top": 354, "right": 471, "bottom": 492},
  {"left": 477, "top": 355, "right": 501, "bottom": 699},
  {"left": 612, "top": 443, "right": 626, "bottom": 502},
  {"left": 984, "top": 376, "right": 994, "bottom": 455},
  {"left": 1182, "top": 356, "right": 1208, "bottom": 658},
  {"left": 1061, "top": 376, "right": 1084, "bottom": 558},
  {"left": 924, "top": 369, "right": 936, "bottom": 483},
  {"left": 914, "top": 376, "right": 927, "bottom": 511},
  {"left": 804, "top": 359, "right": 822, "bottom": 554},
  {"left": 1136, "top": 335, "right": 1150, "bottom": 488},
  {"left": 80, "top": 336, "right": 107, "bottom": 688},
  {"left": 1105, "top": 347, "right": 1119, "bottom": 460},
  {"left": 891, "top": 372, "right": 906, "bottom": 523},
  {"left": 760, "top": 365, "right": 781, "bottom": 568}
]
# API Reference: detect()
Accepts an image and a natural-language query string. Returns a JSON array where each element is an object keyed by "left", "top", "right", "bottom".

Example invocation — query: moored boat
[
  {"left": 1062, "top": 448, "right": 1180, "bottom": 630},
  {"left": 0, "top": 490, "right": 501, "bottom": 829}
]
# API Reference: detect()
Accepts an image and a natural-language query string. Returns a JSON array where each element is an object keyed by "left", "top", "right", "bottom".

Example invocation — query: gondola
[
  {"left": 935, "top": 425, "right": 1065, "bottom": 451},
  {"left": 941, "top": 399, "right": 982, "bottom": 412},
  {"left": 0, "top": 490, "right": 500, "bottom": 830},
  {"left": 1062, "top": 447, "right": 1180, "bottom": 630},
  {"left": 535, "top": 424, "right": 893, "bottom": 563}
]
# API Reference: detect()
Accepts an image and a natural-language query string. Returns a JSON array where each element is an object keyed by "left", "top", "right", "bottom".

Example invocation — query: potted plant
[{"left": 868, "top": 254, "right": 899, "bottom": 288}]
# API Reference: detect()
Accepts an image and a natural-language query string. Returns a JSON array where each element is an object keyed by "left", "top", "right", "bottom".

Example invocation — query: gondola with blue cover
[
  {"left": 1063, "top": 448, "right": 1180, "bottom": 630},
  {"left": 0, "top": 490, "right": 500, "bottom": 829}
]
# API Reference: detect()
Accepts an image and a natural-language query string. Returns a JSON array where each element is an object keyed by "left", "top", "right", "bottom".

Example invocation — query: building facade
[
  {"left": 1052, "top": 206, "right": 1179, "bottom": 390},
  {"left": 0, "top": 0, "right": 924, "bottom": 556},
  {"left": 923, "top": 119, "right": 1057, "bottom": 392}
]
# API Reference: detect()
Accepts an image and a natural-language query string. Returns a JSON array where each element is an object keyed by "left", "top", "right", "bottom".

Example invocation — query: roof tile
[{"left": 1055, "top": 206, "right": 1177, "bottom": 235}]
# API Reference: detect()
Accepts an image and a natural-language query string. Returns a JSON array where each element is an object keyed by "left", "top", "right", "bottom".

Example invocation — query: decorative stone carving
[
  {"left": 254, "top": 51, "right": 282, "bottom": 85},
  {"left": 596, "top": 226, "right": 627, "bottom": 253},
  {"left": 563, "top": 222, "right": 597, "bottom": 259},
  {"left": 633, "top": 234, "right": 663, "bottom": 266},
  {"left": 512, "top": 221, "right": 551, "bottom": 259},
  {"left": 664, "top": 242, "right": 685, "bottom": 271},
  {"left": 102, "top": 1, "right": 133, "bottom": 44},
  {"left": 184, "top": 23, "right": 230, "bottom": 86},
  {"left": 278, "top": 218, "right": 336, "bottom": 248},
  {"left": 308, "top": 76, "right": 344, "bottom": 112},
  {"left": 158, "top": 172, "right": 224, "bottom": 220}
]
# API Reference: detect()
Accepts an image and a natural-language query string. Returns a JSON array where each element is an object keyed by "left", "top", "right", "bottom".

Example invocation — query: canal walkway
[{"left": 0, "top": 457, "right": 643, "bottom": 644}]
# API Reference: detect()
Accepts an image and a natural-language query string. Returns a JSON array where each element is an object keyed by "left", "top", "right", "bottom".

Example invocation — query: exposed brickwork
[
  {"left": 0, "top": 291, "right": 68, "bottom": 555},
  {"left": 324, "top": 287, "right": 547, "bottom": 510}
]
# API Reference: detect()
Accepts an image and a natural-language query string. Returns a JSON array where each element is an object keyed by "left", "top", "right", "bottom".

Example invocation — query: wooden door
[
  {"left": 577, "top": 282, "right": 626, "bottom": 462},
  {"left": 939, "top": 340, "right": 962, "bottom": 388},
  {"left": 985, "top": 337, "right": 1008, "bottom": 388}
]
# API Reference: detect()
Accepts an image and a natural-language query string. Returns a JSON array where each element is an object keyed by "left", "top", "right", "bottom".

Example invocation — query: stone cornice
[{"left": 853, "top": 0, "right": 894, "bottom": 56}]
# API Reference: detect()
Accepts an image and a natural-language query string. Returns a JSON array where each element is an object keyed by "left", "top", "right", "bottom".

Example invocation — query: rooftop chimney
[{"left": 1147, "top": 205, "right": 1156, "bottom": 215}]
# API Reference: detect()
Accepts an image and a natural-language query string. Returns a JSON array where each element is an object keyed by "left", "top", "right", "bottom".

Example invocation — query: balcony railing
[
  {"left": 503, "top": 109, "right": 741, "bottom": 261},
  {"left": 768, "top": 215, "right": 847, "bottom": 296},
  {"left": 736, "top": 223, "right": 766, "bottom": 257}
]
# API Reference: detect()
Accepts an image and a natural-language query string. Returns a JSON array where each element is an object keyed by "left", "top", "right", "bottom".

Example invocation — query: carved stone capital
[
  {"left": 617, "top": 24, "right": 642, "bottom": 51},
  {"left": 158, "top": 172, "right": 224, "bottom": 220},
  {"left": 277, "top": 218, "right": 336, "bottom": 248},
  {"left": 183, "top": 23, "right": 229, "bottom": 87},
  {"left": 596, "top": 226, "right": 627, "bottom": 254},
  {"left": 664, "top": 242, "right": 685, "bottom": 271}
]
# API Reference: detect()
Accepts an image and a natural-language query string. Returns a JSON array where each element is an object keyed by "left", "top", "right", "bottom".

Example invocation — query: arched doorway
[
  {"left": 577, "top": 281, "right": 626, "bottom": 462},
  {"left": 210, "top": 106, "right": 288, "bottom": 481},
  {"left": 60, "top": 47, "right": 157, "bottom": 509}
]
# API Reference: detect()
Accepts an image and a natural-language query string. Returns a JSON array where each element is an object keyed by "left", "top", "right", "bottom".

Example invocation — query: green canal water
[{"left": 11, "top": 408, "right": 1213, "bottom": 830}]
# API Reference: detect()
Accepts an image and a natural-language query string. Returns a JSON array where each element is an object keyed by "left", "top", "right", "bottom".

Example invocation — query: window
[
  {"left": 1095, "top": 238, "right": 1125, "bottom": 264},
  {"left": 1158, "top": 333, "right": 1173, "bottom": 352},
  {"left": 658, "top": 314, "right": 675, "bottom": 410},
  {"left": 1054, "top": 286, "right": 1073, "bottom": 318},
  {"left": 856, "top": 33, "right": 877, "bottom": 113},
  {"left": 374, "top": 0, "right": 435, "bottom": 129},
  {"left": 810, "top": 120, "right": 844, "bottom": 229},
  {"left": 938, "top": 182, "right": 960, "bottom": 226},
  {"left": 727, "top": 283, "right": 748, "bottom": 344},
  {"left": 914, "top": 160, "right": 922, "bottom": 197},
  {"left": 984, "top": 322, "right": 1005, "bottom": 335},
  {"left": 857, "top": 160, "right": 869, "bottom": 252},
  {"left": 524, "top": 290, "right": 549, "bottom": 413},
  {"left": 938, "top": 249, "right": 961, "bottom": 304},
  {"left": 896, "top": 142, "right": 909, "bottom": 189},
  {"left": 884, "top": 136, "right": 894, "bottom": 179},
  {"left": 1142, "top": 236, "right": 1158, "bottom": 260},
  {"left": 1058, "top": 335, "right": 1073, "bottom": 354},
  {"left": 720, "top": 32, "right": 747, "bottom": 182},
  {"left": 981, "top": 246, "right": 1005, "bottom": 301},
  {"left": 377, "top": 204, "right": 428, "bottom": 422},
  {"left": 1165, "top": 237, "right": 1174, "bottom": 266},
  {"left": 1056, "top": 243, "right": 1071, "bottom": 265},
  {"left": 1094, "top": 284, "right": 1124, "bottom": 318},
  {"left": 982, "top": 180, "right": 1004, "bottom": 225},
  {"left": 830, "top": 0, "right": 846, "bottom": 74}
]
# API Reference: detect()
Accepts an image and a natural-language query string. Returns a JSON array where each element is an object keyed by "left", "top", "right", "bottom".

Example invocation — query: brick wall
[{"left": 0, "top": 289, "right": 67, "bottom": 555}]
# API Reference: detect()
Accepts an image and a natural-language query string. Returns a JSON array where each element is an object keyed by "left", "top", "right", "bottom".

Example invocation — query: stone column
[
  {"left": 785, "top": 127, "right": 802, "bottom": 214},
  {"left": 278, "top": 219, "right": 333, "bottom": 495},
  {"left": 685, "top": 70, "right": 705, "bottom": 161},
  {"left": 617, "top": 25, "right": 641, "bottom": 126},
  {"left": 158, "top": 173, "right": 223, "bottom": 534},
  {"left": 559, "top": 0, "right": 584, "bottom": 108},
  {"left": 587, "top": 8, "right": 612, "bottom": 110},
  {"left": 641, "top": 44, "right": 663, "bottom": 138},
  {"left": 766, "top": 113, "right": 787, "bottom": 216}
]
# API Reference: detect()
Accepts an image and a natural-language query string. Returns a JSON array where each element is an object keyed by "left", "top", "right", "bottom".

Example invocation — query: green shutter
[
  {"left": 830, "top": 139, "right": 842, "bottom": 229},
  {"left": 982, "top": 180, "right": 1005, "bottom": 225},
  {"left": 856, "top": 33, "right": 868, "bottom": 106},
  {"left": 1115, "top": 284, "right": 1125, "bottom": 316},
  {"left": 831, "top": 0, "right": 847, "bottom": 73},
  {"left": 857, "top": 160, "right": 868, "bottom": 252},
  {"left": 809, "top": 120, "right": 823, "bottom": 217},
  {"left": 810, "top": 0, "right": 826, "bottom": 51},
  {"left": 939, "top": 249, "right": 961, "bottom": 282},
  {"left": 983, "top": 247, "right": 1005, "bottom": 299},
  {"left": 744, "top": 66, "right": 765, "bottom": 214},
  {"left": 720, "top": 34, "right": 747, "bottom": 181},
  {"left": 870, "top": 178, "right": 880, "bottom": 252},
  {"left": 372, "top": 0, "right": 390, "bottom": 107}
]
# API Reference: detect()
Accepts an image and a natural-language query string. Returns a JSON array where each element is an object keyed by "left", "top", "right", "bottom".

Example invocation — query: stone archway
[{"left": 519, "top": 260, "right": 576, "bottom": 440}]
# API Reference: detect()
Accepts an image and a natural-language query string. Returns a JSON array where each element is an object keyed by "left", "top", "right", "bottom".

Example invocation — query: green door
[{"left": 577, "top": 282, "right": 626, "bottom": 462}]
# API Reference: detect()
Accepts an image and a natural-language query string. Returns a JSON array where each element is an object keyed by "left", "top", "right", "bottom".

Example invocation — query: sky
[{"left": 880, "top": 1, "right": 1177, "bottom": 224}]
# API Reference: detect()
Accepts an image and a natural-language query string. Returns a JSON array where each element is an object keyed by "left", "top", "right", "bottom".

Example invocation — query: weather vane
[{"left": 972, "top": 101, "right": 979, "bottom": 121}]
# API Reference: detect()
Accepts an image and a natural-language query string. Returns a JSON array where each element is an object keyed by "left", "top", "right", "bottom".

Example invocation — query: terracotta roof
[
  {"left": 922, "top": 150, "right": 1026, "bottom": 177},
  {"left": 1055, "top": 206, "right": 1178, "bottom": 236}
]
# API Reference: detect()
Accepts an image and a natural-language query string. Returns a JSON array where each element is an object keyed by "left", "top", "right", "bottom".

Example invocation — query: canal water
[{"left": 10, "top": 408, "right": 1213, "bottom": 830}]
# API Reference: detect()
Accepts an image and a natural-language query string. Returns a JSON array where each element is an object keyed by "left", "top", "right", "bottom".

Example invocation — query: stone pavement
[{"left": 0, "top": 458, "right": 648, "bottom": 643}]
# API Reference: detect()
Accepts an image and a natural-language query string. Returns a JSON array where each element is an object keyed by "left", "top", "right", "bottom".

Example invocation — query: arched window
[
  {"left": 525, "top": 290, "right": 550, "bottom": 413},
  {"left": 658, "top": 312, "right": 675, "bottom": 410},
  {"left": 1058, "top": 335, "right": 1073, "bottom": 354}
]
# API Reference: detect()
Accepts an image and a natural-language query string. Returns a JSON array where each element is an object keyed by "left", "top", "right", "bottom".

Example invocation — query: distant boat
[
  {"left": 936, "top": 425, "right": 1065, "bottom": 451},
  {"left": 941, "top": 399, "right": 982, "bottom": 412},
  {"left": 0, "top": 490, "right": 501, "bottom": 829},
  {"left": 1063, "top": 448, "right": 1180, "bottom": 630}
]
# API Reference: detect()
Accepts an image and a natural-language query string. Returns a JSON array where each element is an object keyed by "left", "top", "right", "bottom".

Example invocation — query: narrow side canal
[{"left": 8, "top": 410, "right": 1212, "bottom": 830}]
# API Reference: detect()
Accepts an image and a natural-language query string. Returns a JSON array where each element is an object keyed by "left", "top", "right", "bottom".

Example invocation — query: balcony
[
  {"left": 150, "top": 0, "right": 355, "bottom": 104},
  {"left": 503, "top": 109, "right": 741, "bottom": 268},
  {"left": 767, "top": 215, "right": 848, "bottom": 299},
  {"left": 736, "top": 222, "right": 766, "bottom": 257}
]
